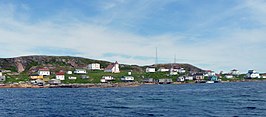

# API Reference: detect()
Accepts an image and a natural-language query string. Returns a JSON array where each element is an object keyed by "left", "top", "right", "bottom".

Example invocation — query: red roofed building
[
  {"left": 56, "top": 72, "right": 65, "bottom": 80},
  {"left": 38, "top": 68, "right": 50, "bottom": 76},
  {"left": 104, "top": 61, "right": 120, "bottom": 73}
]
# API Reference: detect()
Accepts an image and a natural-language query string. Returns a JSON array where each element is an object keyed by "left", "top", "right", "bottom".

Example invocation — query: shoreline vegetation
[
  {"left": 0, "top": 56, "right": 265, "bottom": 88},
  {"left": 1, "top": 79, "right": 266, "bottom": 88}
]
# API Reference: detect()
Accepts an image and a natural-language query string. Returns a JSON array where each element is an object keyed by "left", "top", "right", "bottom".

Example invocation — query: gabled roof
[
  {"left": 260, "top": 73, "right": 266, "bottom": 76},
  {"left": 105, "top": 61, "right": 118, "bottom": 70},
  {"left": 205, "top": 70, "right": 213, "bottom": 72},
  {"left": 56, "top": 72, "right": 65, "bottom": 75},
  {"left": 194, "top": 73, "right": 204, "bottom": 75},
  {"left": 146, "top": 67, "right": 155, "bottom": 69},
  {"left": 39, "top": 68, "right": 49, "bottom": 71}
]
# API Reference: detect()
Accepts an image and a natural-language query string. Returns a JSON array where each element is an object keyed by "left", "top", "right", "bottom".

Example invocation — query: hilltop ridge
[{"left": 0, "top": 55, "right": 203, "bottom": 73}]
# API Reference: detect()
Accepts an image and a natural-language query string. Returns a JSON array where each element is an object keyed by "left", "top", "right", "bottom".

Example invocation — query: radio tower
[{"left": 155, "top": 47, "right": 158, "bottom": 66}]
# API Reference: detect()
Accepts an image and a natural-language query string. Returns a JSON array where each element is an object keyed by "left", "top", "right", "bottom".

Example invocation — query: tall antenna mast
[
  {"left": 174, "top": 54, "right": 176, "bottom": 65},
  {"left": 155, "top": 47, "right": 158, "bottom": 65}
]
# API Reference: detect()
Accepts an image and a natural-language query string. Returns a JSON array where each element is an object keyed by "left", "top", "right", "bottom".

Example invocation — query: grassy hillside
[{"left": 0, "top": 55, "right": 205, "bottom": 83}]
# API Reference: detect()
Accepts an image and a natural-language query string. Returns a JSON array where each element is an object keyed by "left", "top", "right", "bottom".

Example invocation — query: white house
[
  {"left": 260, "top": 74, "right": 266, "bottom": 78},
  {"left": 67, "top": 71, "right": 73, "bottom": 74},
  {"left": 0, "top": 76, "right": 5, "bottom": 82},
  {"left": 56, "top": 72, "right": 65, "bottom": 80},
  {"left": 48, "top": 79, "right": 61, "bottom": 85},
  {"left": 158, "top": 68, "right": 169, "bottom": 72},
  {"left": 177, "top": 76, "right": 185, "bottom": 82},
  {"left": 68, "top": 76, "right": 77, "bottom": 80},
  {"left": 224, "top": 74, "right": 233, "bottom": 79},
  {"left": 177, "top": 68, "right": 186, "bottom": 73},
  {"left": 104, "top": 61, "right": 120, "bottom": 73},
  {"left": 38, "top": 68, "right": 50, "bottom": 76},
  {"left": 102, "top": 76, "right": 114, "bottom": 81},
  {"left": 246, "top": 70, "right": 260, "bottom": 78},
  {"left": 205, "top": 70, "right": 215, "bottom": 76},
  {"left": 146, "top": 67, "right": 156, "bottom": 73},
  {"left": 170, "top": 67, "right": 178, "bottom": 75},
  {"left": 185, "top": 76, "right": 194, "bottom": 80},
  {"left": 100, "top": 79, "right": 107, "bottom": 83},
  {"left": 88, "top": 63, "right": 101, "bottom": 70},
  {"left": 74, "top": 69, "right": 87, "bottom": 74},
  {"left": 143, "top": 78, "right": 154, "bottom": 83},
  {"left": 121, "top": 76, "right": 134, "bottom": 82},
  {"left": 194, "top": 73, "right": 204, "bottom": 80},
  {"left": 231, "top": 69, "right": 240, "bottom": 76},
  {"left": 101, "top": 76, "right": 114, "bottom": 83}
]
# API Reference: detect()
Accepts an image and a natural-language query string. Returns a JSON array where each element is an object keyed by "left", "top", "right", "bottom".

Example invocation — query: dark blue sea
[{"left": 1, "top": 82, "right": 266, "bottom": 117}]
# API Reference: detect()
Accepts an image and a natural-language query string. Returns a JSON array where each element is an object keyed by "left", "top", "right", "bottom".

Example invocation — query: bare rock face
[
  {"left": 14, "top": 58, "right": 25, "bottom": 73},
  {"left": 68, "top": 59, "right": 78, "bottom": 67},
  {"left": 0, "top": 55, "right": 203, "bottom": 74}
]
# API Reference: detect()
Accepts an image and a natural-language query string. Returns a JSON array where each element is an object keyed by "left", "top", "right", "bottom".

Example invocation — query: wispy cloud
[{"left": 0, "top": 0, "right": 266, "bottom": 73}]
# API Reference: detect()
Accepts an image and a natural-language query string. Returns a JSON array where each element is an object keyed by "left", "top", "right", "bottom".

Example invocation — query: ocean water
[{"left": 1, "top": 82, "right": 266, "bottom": 117}]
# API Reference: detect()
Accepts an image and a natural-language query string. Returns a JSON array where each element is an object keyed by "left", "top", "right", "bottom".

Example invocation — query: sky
[{"left": 0, "top": 0, "right": 266, "bottom": 73}]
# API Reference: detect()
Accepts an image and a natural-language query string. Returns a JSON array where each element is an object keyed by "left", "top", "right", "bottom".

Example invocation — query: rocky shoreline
[
  {"left": 0, "top": 82, "right": 142, "bottom": 88},
  {"left": 0, "top": 79, "right": 265, "bottom": 88}
]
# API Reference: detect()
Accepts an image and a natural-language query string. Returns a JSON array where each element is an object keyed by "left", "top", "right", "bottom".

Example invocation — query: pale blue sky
[{"left": 0, "top": 0, "right": 266, "bottom": 73}]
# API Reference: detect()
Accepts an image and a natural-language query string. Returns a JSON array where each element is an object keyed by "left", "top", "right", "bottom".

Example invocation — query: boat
[{"left": 206, "top": 81, "right": 214, "bottom": 84}]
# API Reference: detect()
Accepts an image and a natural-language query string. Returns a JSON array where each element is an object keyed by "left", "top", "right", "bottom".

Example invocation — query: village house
[
  {"left": 185, "top": 75, "right": 194, "bottom": 81},
  {"left": 74, "top": 69, "right": 87, "bottom": 74},
  {"left": 146, "top": 67, "right": 156, "bottom": 73},
  {"left": 231, "top": 69, "right": 240, "bottom": 76},
  {"left": 68, "top": 76, "right": 77, "bottom": 80},
  {"left": 205, "top": 70, "right": 215, "bottom": 76},
  {"left": 260, "top": 73, "right": 266, "bottom": 78},
  {"left": 48, "top": 79, "right": 61, "bottom": 85},
  {"left": 209, "top": 75, "right": 219, "bottom": 81},
  {"left": 194, "top": 73, "right": 204, "bottom": 80},
  {"left": 67, "top": 71, "right": 73, "bottom": 74},
  {"left": 121, "top": 76, "right": 134, "bottom": 82},
  {"left": 0, "top": 70, "right": 5, "bottom": 82},
  {"left": 177, "top": 76, "right": 185, "bottom": 82},
  {"left": 102, "top": 76, "right": 114, "bottom": 81},
  {"left": 177, "top": 68, "right": 186, "bottom": 73},
  {"left": 56, "top": 72, "right": 65, "bottom": 80},
  {"left": 143, "top": 78, "right": 154, "bottom": 83},
  {"left": 157, "top": 67, "right": 169, "bottom": 72},
  {"left": 0, "top": 76, "right": 5, "bottom": 82},
  {"left": 158, "top": 78, "right": 173, "bottom": 84},
  {"left": 88, "top": 63, "right": 101, "bottom": 70},
  {"left": 31, "top": 79, "right": 45, "bottom": 86},
  {"left": 224, "top": 74, "right": 233, "bottom": 79},
  {"left": 246, "top": 70, "right": 260, "bottom": 78},
  {"left": 38, "top": 68, "right": 50, "bottom": 76},
  {"left": 30, "top": 74, "right": 44, "bottom": 80},
  {"left": 101, "top": 76, "right": 115, "bottom": 83},
  {"left": 104, "top": 61, "right": 120, "bottom": 73},
  {"left": 81, "top": 75, "right": 89, "bottom": 79},
  {"left": 170, "top": 67, "right": 178, "bottom": 75}
]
